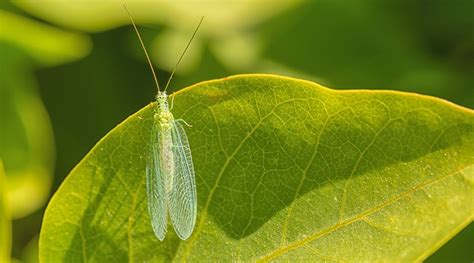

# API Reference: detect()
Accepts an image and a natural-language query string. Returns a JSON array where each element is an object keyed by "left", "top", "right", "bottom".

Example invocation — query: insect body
[
  {"left": 123, "top": 4, "right": 202, "bottom": 240},
  {"left": 147, "top": 91, "right": 197, "bottom": 240}
]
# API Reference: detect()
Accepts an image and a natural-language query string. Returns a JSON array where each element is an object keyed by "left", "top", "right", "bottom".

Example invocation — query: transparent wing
[
  {"left": 169, "top": 120, "right": 197, "bottom": 240},
  {"left": 146, "top": 123, "right": 167, "bottom": 241}
]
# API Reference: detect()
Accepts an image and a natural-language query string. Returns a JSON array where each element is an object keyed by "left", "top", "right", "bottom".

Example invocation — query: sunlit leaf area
[{"left": 1, "top": 1, "right": 472, "bottom": 262}]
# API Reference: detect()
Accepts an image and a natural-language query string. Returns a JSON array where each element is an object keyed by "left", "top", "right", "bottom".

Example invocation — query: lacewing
[{"left": 123, "top": 4, "right": 203, "bottom": 240}]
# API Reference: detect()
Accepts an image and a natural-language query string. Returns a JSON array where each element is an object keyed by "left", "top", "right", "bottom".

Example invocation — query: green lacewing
[{"left": 123, "top": 4, "right": 203, "bottom": 240}]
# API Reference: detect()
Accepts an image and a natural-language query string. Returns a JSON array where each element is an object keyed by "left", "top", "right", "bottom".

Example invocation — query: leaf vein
[
  {"left": 257, "top": 165, "right": 471, "bottom": 261},
  {"left": 181, "top": 98, "right": 312, "bottom": 259}
]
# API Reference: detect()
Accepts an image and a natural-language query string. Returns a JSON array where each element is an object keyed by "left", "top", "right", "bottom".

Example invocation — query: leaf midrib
[{"left": 257, "top": 165, "right": 473, "bottom": 261}]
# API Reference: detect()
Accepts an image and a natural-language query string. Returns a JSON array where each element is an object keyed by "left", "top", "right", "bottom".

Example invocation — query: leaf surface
[{"left": 39, "top": 75, "right": 474, "bottom": 262}]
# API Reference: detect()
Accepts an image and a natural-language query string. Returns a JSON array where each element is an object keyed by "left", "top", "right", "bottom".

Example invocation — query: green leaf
[
  {"left": 0, "top": 10, "right": 91, "bottom": 66},
  {"left": 0, "top": 43, "right": 55, "bottom": 218},
  {"left": 13, "top": 0, "right": 299, "bottom": 80},
  {"left": 0, "top": 161, "right": 11, "bottom": 263},
  {"left": 0, "top": 8, "right": 91, "bottom": 217},
  {"left": 39, "top": 75, "right": 473, "bottom": 261},
  {"left": 13, "top": 1, "right": 298, "bottom": 32}
]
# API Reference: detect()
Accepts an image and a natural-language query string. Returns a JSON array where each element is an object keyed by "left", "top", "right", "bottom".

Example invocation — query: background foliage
[{"left": 0, "top": 0, "right": 472, "bottom": 262}]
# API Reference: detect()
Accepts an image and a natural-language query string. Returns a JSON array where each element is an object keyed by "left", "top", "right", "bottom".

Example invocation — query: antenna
[
  {"left": 122, "top": 3, "right": 161, "bottom": 92},
  {"left": 164, "top": 16, "right": 204, "bottom": 92}
]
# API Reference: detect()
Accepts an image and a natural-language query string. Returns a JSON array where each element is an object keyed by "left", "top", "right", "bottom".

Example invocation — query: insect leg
[
  {"left": 170, "top": 93, "right": 176, "bottom": 110},
  {"left": 175, "top": 119, "right": 192, "bottom": 127}
]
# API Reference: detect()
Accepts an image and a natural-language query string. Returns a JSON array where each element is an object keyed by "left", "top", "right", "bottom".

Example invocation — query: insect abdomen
[{"left": 160, "top": 121, "right": 174, "bottom": 194}]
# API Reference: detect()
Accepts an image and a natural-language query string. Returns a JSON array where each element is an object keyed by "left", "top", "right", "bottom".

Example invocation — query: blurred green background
[{"left": 0, "top": 0, "right": 472, "bottom": 262}]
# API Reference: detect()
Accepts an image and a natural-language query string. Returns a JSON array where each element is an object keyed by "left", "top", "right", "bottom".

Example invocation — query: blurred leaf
[
  {"left": 0, "top": 10, "right": 91, "bottom": 66},
  {"left": 0, "top": 161, "right": 11, "bottom": 263},
  {"left": 211, "top": 33, "right": 261, "bottom": 71},
  {"left": 14, "top": 0, "right": 299, "bottom": 74},
  {"left": 0, "top": 43, "right": 55, "bottom": 219},
  {"left": 13, "top": 0, "right": 299, "bottom": 33},
  {"left": 150, "top": 29, "right": 203, "bottom": 74},
  {"left": 0, "top": 7, "right": 92, "bottom": 218},
  {"left": 39, "top": 75, "right": 473, "bottom": 261},
  {"left": 21, "top": 235, "right": 39, "bottom": 263}
]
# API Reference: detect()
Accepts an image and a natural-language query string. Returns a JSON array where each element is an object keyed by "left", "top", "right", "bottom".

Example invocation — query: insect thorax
[
  {"left": 154, "top": 111, "right": 174, "bottom": 127},
  {"left": 154, "top": 92, "right": 174, "bottom": 125}
]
